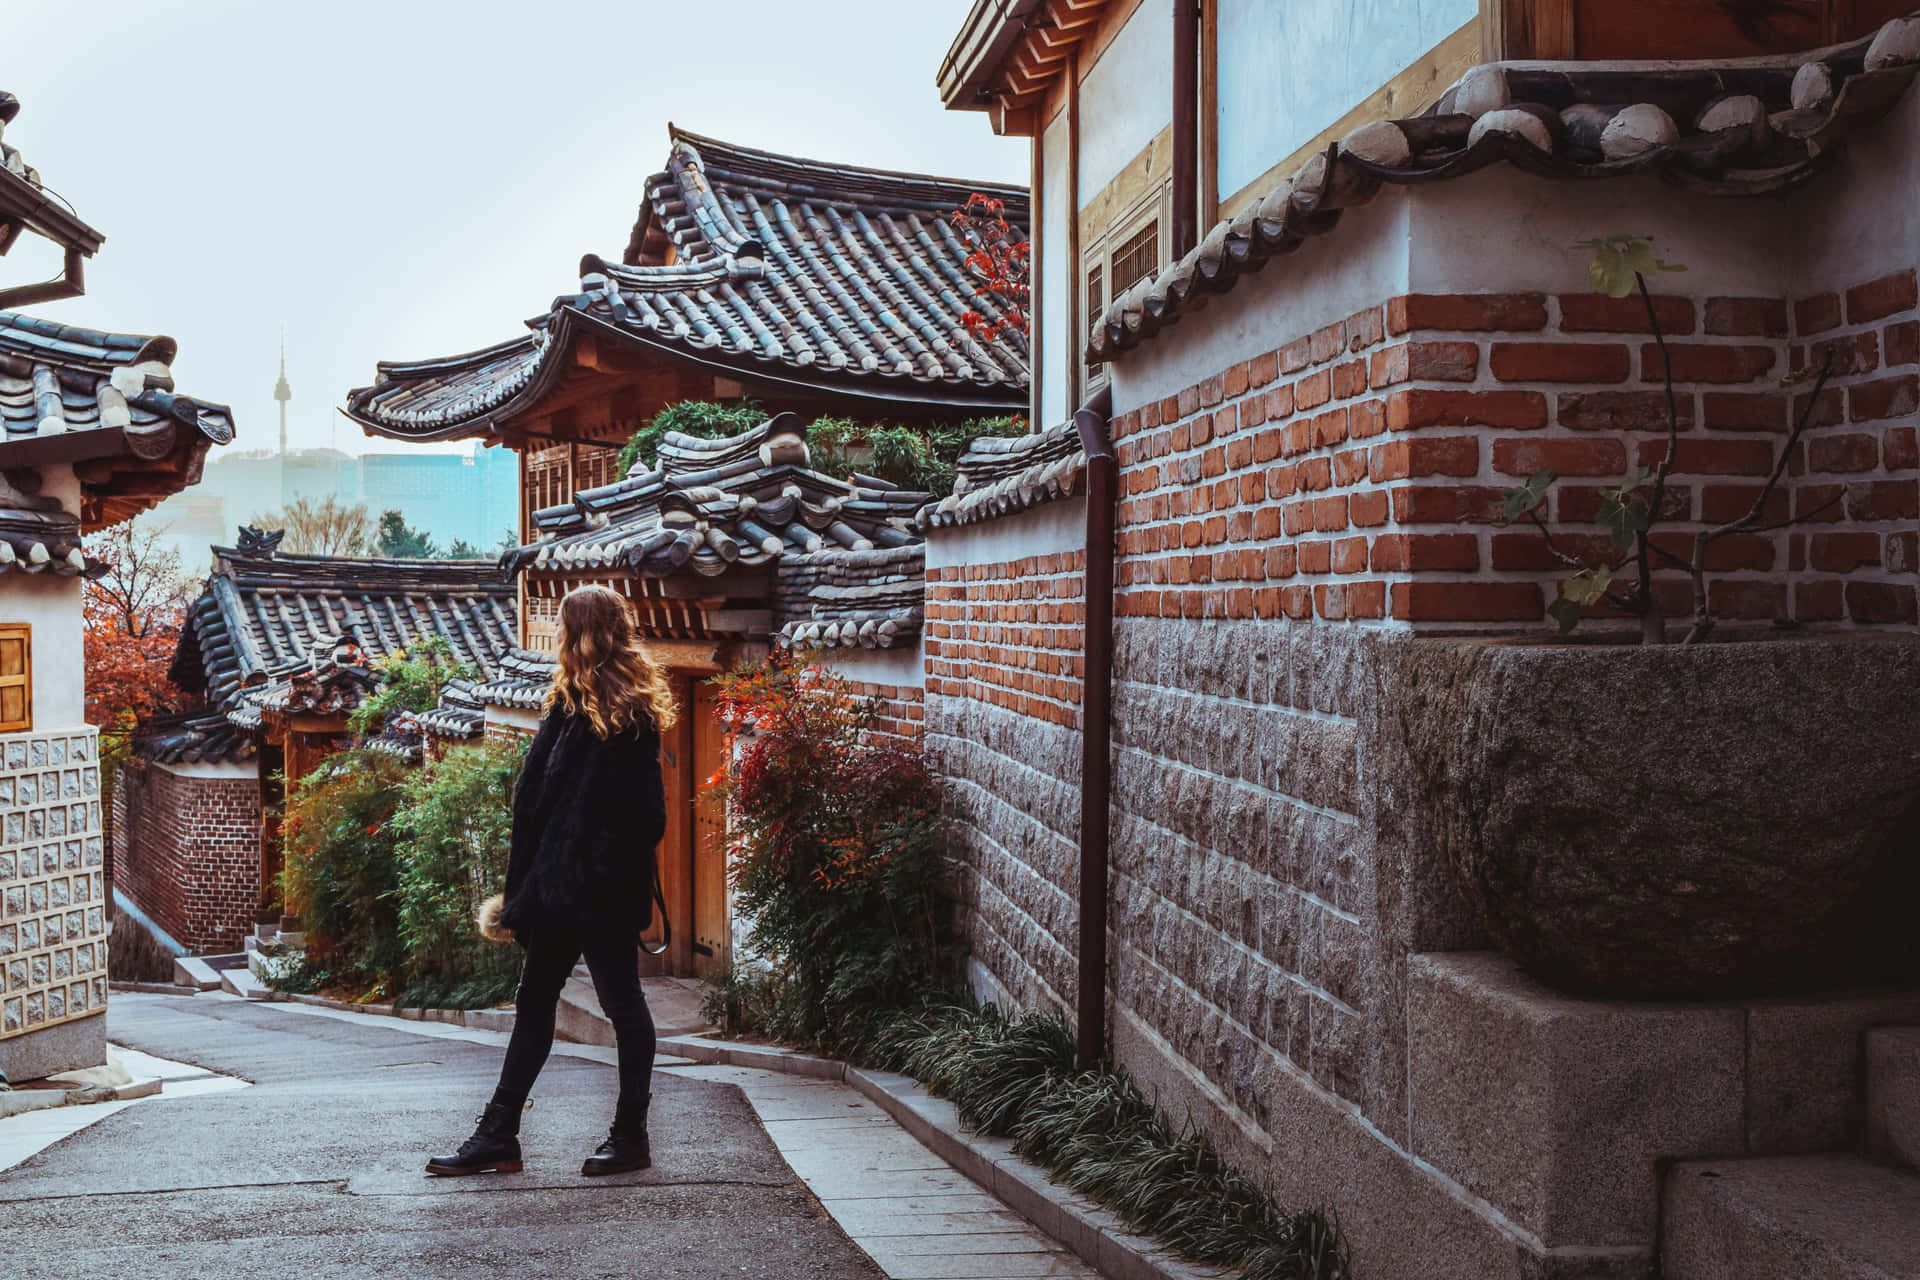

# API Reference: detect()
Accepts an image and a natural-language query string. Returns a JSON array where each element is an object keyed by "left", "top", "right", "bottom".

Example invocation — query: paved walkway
[{"left": 1, "top": 993, "right": 1099, "bottom": 1280}]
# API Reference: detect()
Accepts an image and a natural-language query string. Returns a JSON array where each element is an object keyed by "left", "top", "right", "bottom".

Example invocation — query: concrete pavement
[{"left": 3, "top": 992, "right": 884, "bottom": 1279}]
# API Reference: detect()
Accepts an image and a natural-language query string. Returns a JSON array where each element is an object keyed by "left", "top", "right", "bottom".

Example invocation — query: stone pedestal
[
  {"left": 1407, "top": 952, "right": 1920, "bottom": 1265},
  {"left": 0, "top": 1007, "right": 104, "bottom": 1080}
]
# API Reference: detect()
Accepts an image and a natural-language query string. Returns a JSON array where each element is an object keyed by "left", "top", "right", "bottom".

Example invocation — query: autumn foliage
[
  {"left": 707, "top": 652, "right": 958, "bottom": 1050},
  {"left": 952, "top": 193, "right": 1030, "bottom": 342},
  {"left": 83, "top": 520, "right": 192, "bottom": 735}
]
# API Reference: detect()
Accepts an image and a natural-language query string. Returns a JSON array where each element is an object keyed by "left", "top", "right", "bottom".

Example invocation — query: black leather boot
[
  {"left": 426, "top": 1100, "right": 523, "bottom": 1176},
  {"left": 581, "top": 1098, "right": 650, "bottom": 1176}
]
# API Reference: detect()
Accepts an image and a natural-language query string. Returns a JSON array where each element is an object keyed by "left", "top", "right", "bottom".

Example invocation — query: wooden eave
[
  {"left": 0, "top": 167, "right": 104, "bottom": 259},
  {"left": 939, "top": 0, "right": 1114, "bottom": 132}
]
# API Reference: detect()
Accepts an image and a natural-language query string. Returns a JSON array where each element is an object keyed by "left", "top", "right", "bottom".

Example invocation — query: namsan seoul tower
[{"left": 273, "top": 331, "right": 291, "bottom": 503}]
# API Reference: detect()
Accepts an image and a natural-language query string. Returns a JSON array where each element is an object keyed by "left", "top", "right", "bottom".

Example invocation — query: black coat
[{"left": 499, "top": 707, "right": 668, "bottom": 940}]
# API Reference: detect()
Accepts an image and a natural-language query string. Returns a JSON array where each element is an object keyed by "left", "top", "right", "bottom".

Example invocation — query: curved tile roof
[
  {"left": 919, "top": 418, "right": 1085, "bottom": 529},
  {"left": 1088, "top": 13, "right": 1920, "bottom": 362},
  {"left": 347, "top": 129, "right": 1030, "bottom": 441},
  {"left": 506, "top": 413, "right": 928, "bottom": 579},
  {"left": 167, "top": 530, "right": 519, "bottom": 723}
]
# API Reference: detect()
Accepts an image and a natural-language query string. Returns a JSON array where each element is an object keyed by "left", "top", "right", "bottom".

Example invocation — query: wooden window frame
[
  {"left": 0, "top": 623, "right": 31, "bottom": 734},
  {"left": 1083, "top": 185, "right": 1173, "bottom": 393}
]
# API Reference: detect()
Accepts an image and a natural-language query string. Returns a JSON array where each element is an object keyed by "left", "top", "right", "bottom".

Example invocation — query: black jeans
[{"left": 492, "top": 927, "right": 656, "bottom": 1118}]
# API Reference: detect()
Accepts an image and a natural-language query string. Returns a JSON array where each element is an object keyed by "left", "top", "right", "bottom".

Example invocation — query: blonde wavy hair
[{"left": 544, "top": 585, "right": 678, "bottom": 737}]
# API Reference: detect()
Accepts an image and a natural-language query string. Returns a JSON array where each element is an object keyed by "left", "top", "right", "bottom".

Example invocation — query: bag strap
[{"left": 639, "top": 855, "right": 672, "bottom": 957}]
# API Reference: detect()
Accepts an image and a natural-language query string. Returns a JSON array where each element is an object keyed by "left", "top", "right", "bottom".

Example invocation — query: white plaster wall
[
  {"left": 822, "top": 645, "right": 924, "bottom": 691},
  {"left": 1408, "top": 167, "right": 1794, "bottom": 299},
  {"left": 925, "top": 495, "right": 1088, "bottom": 571},
  {"left": 1041, "top": 109, "right": 1074, "bottom": 427},
  {"left": 1215, "top": 0, "right": 1476, "bottom": 199},
  {"left": 485, "top": 705, "right": 542, "bottom": 734},
  {"left": 1111, "top": 192, "right": 1412, "bottom": 411},
  {"left": 0, "top": 465, "right": 87, "bottom": 732},
  {"left": 1078, "top": 0, "right": 1172, "bottom": 201},
  {"left": 1790, "top": 87, "right": 1920, "bottom": 295},
  {"left": 153, "top": 757, "right": 259, "bottom": 781}
]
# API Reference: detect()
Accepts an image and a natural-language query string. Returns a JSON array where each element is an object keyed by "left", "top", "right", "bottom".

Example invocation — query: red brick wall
[
  {"left": 115, "top": 761, "right": 261, "bottom": 954},
  {"left": 1108, "top": 276, "right": 1919, "bottom": 632},
  {"left": 842, "top": 679, "right": 925, "bottom": 747},
  {"left": 925, "top": 553, "right": 1089, "bottom": 726},
  {"left": 924, "top": 548, "right": 1090, "bottom": 1013}
]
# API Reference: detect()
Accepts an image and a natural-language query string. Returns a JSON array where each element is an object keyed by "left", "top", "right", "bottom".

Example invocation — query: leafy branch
[{"left": 1496, "top": 235, "right": 1835, "bottom": 644}]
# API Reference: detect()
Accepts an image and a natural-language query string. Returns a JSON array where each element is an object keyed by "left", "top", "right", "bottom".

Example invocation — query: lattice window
[
  {"left": 0, "top": 624, "right": 30, "bottom": 732},
  {"left": 1110, "top": 220, "right": 1160, "bottom": 298},
  {"left": 575, "top": 443, "right": 625, "bottom": 490}
]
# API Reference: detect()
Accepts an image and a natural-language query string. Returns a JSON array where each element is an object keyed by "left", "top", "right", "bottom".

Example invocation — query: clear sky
[{"left": 2, "top": 0, "right": 1026, "bottom": 454}]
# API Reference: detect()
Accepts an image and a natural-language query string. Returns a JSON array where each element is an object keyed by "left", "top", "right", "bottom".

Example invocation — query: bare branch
[{"left": 1524, "top": 509, "right": 1590, "bottom": 569}]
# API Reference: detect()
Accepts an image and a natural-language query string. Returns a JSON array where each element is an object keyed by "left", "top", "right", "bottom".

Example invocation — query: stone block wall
[
  {"left": 925, "top": 533, "right": 1089, "bottom": 1013},
  {"left": 0, "top": 728, "right": 106, "bottom": 1050},
  {"left": 1107, "top": 278, "right": 1920, "bottom": 633},
  {"left": 115, "top": 760, "right": 262, "bottom": 954}
]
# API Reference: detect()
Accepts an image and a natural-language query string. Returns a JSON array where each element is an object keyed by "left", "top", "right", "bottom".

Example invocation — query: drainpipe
[
  {"left": 1074, "top": 384, "right": 1115, "bottom": 1070},
  {"left": 1170, "top": 0, "right": 1201, "bottom": 258}
]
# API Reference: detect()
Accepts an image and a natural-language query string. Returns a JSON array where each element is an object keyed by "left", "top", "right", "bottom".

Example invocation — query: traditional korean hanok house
[
  {"left": 447, "top": 414, "right": 929, "bottom": 977},
  {"left": 930, "top": 2, "right": 1920, "bottom": 1276},
  {"left": 0, "top": 93, "right": 236, "bottom": 1079},
  {"left": 345, "top": 129, "right": 1030, "bottom": 975},
  {"left": 118, "top": 529, "right": 517, "bottom": 954},
  {"left": 343, "top": 127, "right": 1030, "bottom": 657}
]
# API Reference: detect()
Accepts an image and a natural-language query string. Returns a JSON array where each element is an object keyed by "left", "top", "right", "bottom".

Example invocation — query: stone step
[
  {"left": 217, "top": 967, "right": 276, "bottom": 1001},
  {"left": 171, "top": 956, "right": 223, "bottom": 991},
  {"left": 1662, "top": 1153, "right": 1920, "bottom": 1279},
  {"left": 1867, "top": 1027, "right": 1920, "bottom": 1172}
]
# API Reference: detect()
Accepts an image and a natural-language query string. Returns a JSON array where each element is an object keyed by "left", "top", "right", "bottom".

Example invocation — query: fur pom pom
[{"left": 476, "top": 893, "right": 513, "bottom": 945}]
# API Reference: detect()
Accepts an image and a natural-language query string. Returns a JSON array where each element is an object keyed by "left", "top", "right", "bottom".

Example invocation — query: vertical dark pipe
[
  {"left": 1074, "top": 385, "right": 1115, "bottom": 1070},
  {"left": 1028, "top": 133, "right": 1044, "bottom": 429},
  {"left": 1170, "top": 0, "right": 1200, "bottom": 258}
]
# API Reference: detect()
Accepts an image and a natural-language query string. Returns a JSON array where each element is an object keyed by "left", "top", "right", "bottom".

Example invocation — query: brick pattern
[
  {"left": 924, "top": 553, "right": 1089, "bottom": 1014},
  {"left": 115, "top": 762, "right": 261, "bottom": 954},
  {"left": 1107, "top": 283, "right": 1919, "bottom": 631},
  {"left": 0, "top": 729, "right": 107, "bottom": 1041},
  {"left": 843, "top": 680, "right": 925, "bottom": 747}
]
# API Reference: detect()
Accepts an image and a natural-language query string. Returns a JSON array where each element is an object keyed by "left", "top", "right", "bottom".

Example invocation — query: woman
[{"left": 427, "top": 585, "right": 675, "bottom": 1178}]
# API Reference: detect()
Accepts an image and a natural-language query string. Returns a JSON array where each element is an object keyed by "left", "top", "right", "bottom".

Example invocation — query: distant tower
[
  {"left": 273, "top": 332, "right": 291, "bottom": 456},
  {"left": 273, "top": 332, "right": 292, "bottom": 506}
]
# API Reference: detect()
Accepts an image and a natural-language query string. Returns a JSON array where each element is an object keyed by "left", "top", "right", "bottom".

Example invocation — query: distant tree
[
  {"left": 494, "top": 529, "right": 521, "bottom": 556},
  {"left": 375, "top": 510, "right": 439, "bottom": 559},
  {"left": 83, "top": 519, "right": 195, "bottom": 863},
  {"left": 250, "top": 494, "right": 374, "bottom": 556},
  {"left": 444, "top": 539, "right": 481, "bottom": 559}
]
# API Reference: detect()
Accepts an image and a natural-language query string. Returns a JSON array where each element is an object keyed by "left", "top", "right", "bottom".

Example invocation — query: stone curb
[
  {"left": 658, "top": 1035, "right": 1232, "bottom": 1280},
  {"left": 108, "top": 981, "right": 201, "bottom": 996},
  {"left": 0, "top": 1074, "right": 162, "bottom": 1119},
  {"left": 281, "top": 992, "right": 516, "bottom": 1033}
]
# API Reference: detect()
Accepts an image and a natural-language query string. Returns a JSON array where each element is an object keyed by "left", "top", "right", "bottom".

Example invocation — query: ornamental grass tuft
[{"left": 864, "top": 1000, "right": 1348, "bottom": 1280}]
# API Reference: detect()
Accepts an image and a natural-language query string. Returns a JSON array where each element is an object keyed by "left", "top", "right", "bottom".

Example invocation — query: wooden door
[
  {"left": 636, "top": 673, "right": 730, "bottom": 978},
  {"left": 691, "top": 679, "right": 729, "bottom": 978}
]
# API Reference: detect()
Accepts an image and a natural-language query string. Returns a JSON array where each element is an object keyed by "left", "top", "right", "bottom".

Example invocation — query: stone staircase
[{"left": 1662, "top": 1026, "right": 1920, "bottom": 1278}]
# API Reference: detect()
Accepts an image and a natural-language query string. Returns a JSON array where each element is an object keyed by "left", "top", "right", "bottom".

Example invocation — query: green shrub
[
  {"left": 808, "top": 414, "right": 1026, "bottom": 497},
  {"left": 389, "top": 738, "right": 527, "bottom": 1008},
  {"left": 710, "top": 654, "right": 962, "bottom": 1052},
  {"left": 616, "top": 400, "right": 766, "bottom": 477},
  {"left": 278, "top": 749, "right": 411, "bottom": 993},
  {"left": 867, "top": 1000, "right": 1349, "bottom": 1280},
  {"left": 347, "top": 635, "right": 478, "bottom": 735},
  {"left": 275, "top": 737, "right": 528, "bottom": 1007}
]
